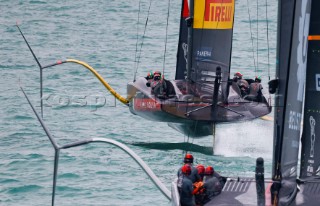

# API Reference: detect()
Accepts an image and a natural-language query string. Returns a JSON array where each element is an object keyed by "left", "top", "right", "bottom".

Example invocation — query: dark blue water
[{"left": 1, "top": 0, "right": 277, "bottom": 205}]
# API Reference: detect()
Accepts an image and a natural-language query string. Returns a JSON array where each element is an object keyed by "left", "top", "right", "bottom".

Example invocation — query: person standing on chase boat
[
  {"left": 202, "top": 166, "right": 223, "bottom": 204},
  {"left": 177, "top": 153, "right": 201, "bottom": 183},
  {"left": 178, "top": 164, "right": 196, "bottom": 206}
]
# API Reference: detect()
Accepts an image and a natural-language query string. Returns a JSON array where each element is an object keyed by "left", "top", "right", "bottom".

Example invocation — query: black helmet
[{"left": 255, "top": 76, "right": 261, "bottom": 83}]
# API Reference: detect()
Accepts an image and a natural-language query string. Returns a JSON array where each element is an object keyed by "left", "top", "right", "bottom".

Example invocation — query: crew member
[
  {"left": 177, "top": 154, "right": 201, "bottom": 183},
  {"left": 178, "top": 164, "right": 196, "bottom": 206},
  {"left": 193, "top": 164, "right": 206, "bottom": 205},
  {"left": 203, "top": 166, "right": 223, "bottom": 204},
  {"left": 233, "top": 72, "right": 249, "bottom": 97},
  {"left": 196, "top": 164, "right": 205, "bottom": 181},
  {"left": 145, "top": 72, "right": 154, "bottom": 87},
  {"left": 247, "top": 76, "right": 263, "bottom": 101},
  {"left": 150, "top": 71, "right": 167, "bottom": 98},
  {"left": 208, "top": 165, "right": 225, "bottom": 188}
]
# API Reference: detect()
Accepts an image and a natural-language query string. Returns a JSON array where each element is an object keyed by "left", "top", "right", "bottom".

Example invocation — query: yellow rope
[
  {"left": 260, "top": 115, "right": 273, "bottom": 121},
  {"left": 66, "top": 59, "right": 129, "bottom": 105}
]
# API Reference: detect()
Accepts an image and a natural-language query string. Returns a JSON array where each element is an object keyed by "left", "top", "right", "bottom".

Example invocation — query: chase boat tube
[{"left": 21, "top": 86, "right": 171, "bottom": 205}]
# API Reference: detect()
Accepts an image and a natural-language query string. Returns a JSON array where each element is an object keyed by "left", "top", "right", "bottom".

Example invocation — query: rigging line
[
  {"left": 162, "top": 0, "right": 171, "bottom": 76},
  {"left": 246, "top": 0, "right": 257, "bottom": 73},
  {"left": 133, "top": 0, "right": 142, "bottom": 82},
  {"left": 183, "top": 98, "right": 196, "bottom": 151},
  {"left": 265, "top": 0, "right": 270, "bottom": 81},
  {"left": 186, "top": 132, "right": 191, "bottom": 153},
  {"left": 186, "top": 115, "right": 191, "bottom": 145},
  {"left": 135, "top": 0, "right": 152, "bottom": 79},
  {"left": 256, "top": 0, "right": 259, "bottom": 76},
  {"left": 190, "top": 120, "right": 198, "bottom": 147},
  {"left": 185, "top": 99, "right": 192, "bottom": 149},
  {"left": 181, "top": 97, "right": 191, "bottom": 148},
  {"left": 181, "top": 98, "right": 188, "bottom": 145},
  {"left": 186, "top": 120, "right": 198, "bottom": 154}
]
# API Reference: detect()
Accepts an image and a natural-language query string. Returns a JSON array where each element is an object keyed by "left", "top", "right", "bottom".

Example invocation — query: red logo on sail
[{"left": 204, "top": 0, "right": 233, "bottom": 22}]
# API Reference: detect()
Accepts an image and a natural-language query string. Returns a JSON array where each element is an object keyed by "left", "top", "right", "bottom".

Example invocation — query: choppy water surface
[{"left": 0, "top": 0, "right": 277, "bottom": 205}]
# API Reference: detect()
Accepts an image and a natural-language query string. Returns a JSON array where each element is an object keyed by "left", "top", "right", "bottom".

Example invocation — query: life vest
[{"left": 192, "top": 181, "right": 205, "bottom": 195}]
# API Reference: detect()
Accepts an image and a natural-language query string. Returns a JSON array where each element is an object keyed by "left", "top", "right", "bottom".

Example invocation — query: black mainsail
[
  {"left": 190, "top": 0, "right": 234, "bottom": 103},
  {"left": 176, "top": 0, "right": 234, "bottom": 87},
  {"left": 271, "top": 0, "right": 311, "bottom": 205},
  {"left": 271, "top": 0, "right": 297, "bottom": 182},
  {"left": 175, "top": 0, "right": 189, "bottom": 80},
  {"left": 293, "top": 0, "right": 320, "bottom": 205},
  {"left": 300, "top": 0, "right": 320, "bottom": 179}
]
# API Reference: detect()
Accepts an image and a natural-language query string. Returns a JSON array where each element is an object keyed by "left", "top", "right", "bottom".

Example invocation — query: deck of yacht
[
  {"left": 204, "top": 178, "right": 272, "bottom": 206},
  {"left": 171, "top": 178, "right": 272, "bottom": 206}
]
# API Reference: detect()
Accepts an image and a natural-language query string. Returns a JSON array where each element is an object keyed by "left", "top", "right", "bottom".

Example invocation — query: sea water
[{"left": 0, "top": 0, "right": 277, "bottom": 205}]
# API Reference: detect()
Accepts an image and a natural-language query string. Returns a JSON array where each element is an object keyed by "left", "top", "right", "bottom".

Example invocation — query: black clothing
[
  {"left": 178, "top": 176, "right": 195, "bottom": 206},
  {"left": 203, "top": 175, "right": 222, "bottom": 203},
  {"left": 213, "top": 172, "right": 225, "bottom": 189},
  {"left": 177, "top": 164, "right": 201, "bottom": 183},
  {"left": 245, "top": 82, "right": 263, "bottom": 102}
]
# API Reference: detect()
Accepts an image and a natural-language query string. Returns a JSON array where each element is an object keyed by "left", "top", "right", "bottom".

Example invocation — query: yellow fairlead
[{"left": 66, "top": 59, "right": 129, "bottom": 105}]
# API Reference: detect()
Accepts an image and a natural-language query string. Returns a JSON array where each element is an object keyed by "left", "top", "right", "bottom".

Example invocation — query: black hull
[{"left": 127, "top": 77, "right": 271, "bottom": 124}]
